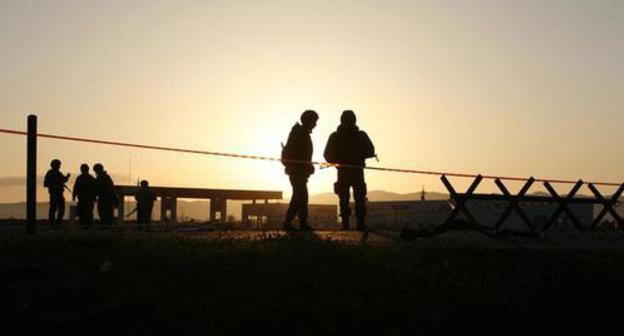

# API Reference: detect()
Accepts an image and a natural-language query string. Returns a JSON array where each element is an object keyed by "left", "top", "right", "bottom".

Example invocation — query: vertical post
[
  {"left": 160, "top": 197, "right": 167, "bottom": 223},
  {"left": 171, "top": 197, "right": 177, "bottom": 224},
  {"left": 221, "top": 199, "right": 227, "bottom": 223},
  {"left": 117, "top": 194, "right": 125, "bottom": 225},
  {"left": 209, "top": 198, "right": 215, "bottom": 222},
  {"left": 26, "top": 115, "right": 37, "bottom": 235}
]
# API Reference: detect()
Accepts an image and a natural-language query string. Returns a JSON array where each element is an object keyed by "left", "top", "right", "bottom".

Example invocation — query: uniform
[
  {"left": 282, "top": 123, "right": 315, "bottom": 228},
  {"left": 135, "top": 187, "right": 157, "bottom": 226},
  {"left": 324, "top": 123, "right": 375, "bottom": 230},
  {"left": 44, "top": 169, "right": 69, "bottom": 228},
  {"left": 96, "top": 172, "right": 116, "bottom": 227},
  {"left": 73, "top": 173, "right": 96, "bottom": 228}
]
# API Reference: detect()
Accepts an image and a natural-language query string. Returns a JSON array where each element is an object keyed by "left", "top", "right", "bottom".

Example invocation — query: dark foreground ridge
[{"left": 2, "top": 232, "right": 624, "bottom": 335}]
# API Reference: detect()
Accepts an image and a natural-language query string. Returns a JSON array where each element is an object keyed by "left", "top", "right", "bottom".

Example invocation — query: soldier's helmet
[
  {"left": 341, "top": 110, "right": 356, "bottom": 126},
  {"left": 93, "top": 163, "right": 104, "bottom": 174},
  {"left": 50, "top": 159, "right": 61, "bottom": 169},
  {"left": 300, "top": 110, "right": 319, "bottom": 124}
]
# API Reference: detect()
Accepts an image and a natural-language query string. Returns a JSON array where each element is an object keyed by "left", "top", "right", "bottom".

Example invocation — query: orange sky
[{"left": 1, "top": 0, "right": 623, "bottom": 202}]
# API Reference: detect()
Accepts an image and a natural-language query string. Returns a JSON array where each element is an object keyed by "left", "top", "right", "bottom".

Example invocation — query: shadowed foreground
[{"left": 2, "top": 232, "right": 624, "bottom": 335}]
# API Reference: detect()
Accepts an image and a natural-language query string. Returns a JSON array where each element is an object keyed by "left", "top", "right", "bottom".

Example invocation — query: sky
[{"left": 1, "top": 0, "right": 623, "bottom": 203}]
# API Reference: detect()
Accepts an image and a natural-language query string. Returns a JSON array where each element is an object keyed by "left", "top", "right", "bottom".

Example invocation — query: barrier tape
[{"left": 1, "top": 127, "right": 621, "bottom": 187}]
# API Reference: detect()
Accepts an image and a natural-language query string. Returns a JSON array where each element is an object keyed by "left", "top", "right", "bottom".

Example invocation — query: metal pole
[{"left": 27, "top": 115, "right": 37, "bottom": 234}]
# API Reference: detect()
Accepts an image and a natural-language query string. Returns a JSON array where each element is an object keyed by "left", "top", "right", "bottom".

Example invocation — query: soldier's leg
[
  {"left": 145, "top": 208, "right": 153, "bottom": 231},
  {"left": 284, "top": 175, "right": 301, "bottom": 228},
  {"left": 104, "top": 206, "right": 114, "bottom": 227},
  {"left": 87, "top": 202, "right": 95, "bottom": 227},
  {"left": 57, "top": 196, "right": 66, "bottom": 227},
  {"left": 353, "top": 171, "right": 368, "bottom": 231},
  {"left": 98, "top": 202, "right": 112, "bottom": 227},
  {"left": 82, "top": 202, "right": 94, "bottom": 228},
  {"left": 136, "top": 210, "right": 144, "bottom": 230},
  {"left": 48, "top": 194, "right": 58, "bottom": 228},
  {"left": 298, "top": 176, "right": 309, "bottom": 223},
  {"left": 97, "top": 201, "right": 106, "bottom": 229},
  {"left": 298, "top": 176, "right": 311, "bottom": 229},
  {"left": 77, "top": 203, "right": 86, "bottom": 227},
  {"left": 335, "top": 170, "right": 351, "bottom": 230}
]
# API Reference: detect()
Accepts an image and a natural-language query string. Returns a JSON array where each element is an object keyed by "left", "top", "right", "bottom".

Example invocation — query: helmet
[
  {"left": 340, "top": 110, "right": 356, "bottom": 126},
  {"left": 93, "top": 163, "right": 104, "bottom": 173},
  {"left": 140, "top": 180, "right": 149, "bottom": 187},
  {"left": 300, "top": 110, "right": 319, "bottom": 124},
  {"left": 50, "top": 159, "right": 61, "bottom": 169}
]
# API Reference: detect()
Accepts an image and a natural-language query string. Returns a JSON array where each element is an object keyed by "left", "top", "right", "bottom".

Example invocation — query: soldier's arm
[
  {"left": 362, "top": 132, "right": 376, "bottom": 158},
  {"left": 323, "top": 134, "right": 336, "bottom": 163},
  {"left": 43, "top": 171, "right": 50, "bottom": 188},
  {"left": 72, "top": 178, "right": 79, "bottom": 200},
  {"left": 288, "top": 130, "right": 304, "bottom": 158}
]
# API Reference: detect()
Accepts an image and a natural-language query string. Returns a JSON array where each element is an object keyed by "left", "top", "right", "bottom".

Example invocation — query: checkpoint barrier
[{"left": 401, "top": 175, "right": 624, "bottom": 239}]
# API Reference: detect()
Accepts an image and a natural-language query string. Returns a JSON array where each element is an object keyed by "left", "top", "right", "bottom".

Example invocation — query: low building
[
  {"left": 242, "top": 203, "right": 338, "bottom": 230},
  {"left": 353, "top": 200, "right": 595, "bottom": 232},
  {"left": 359, "top": 200, "right": 452, "bottom": 231}
]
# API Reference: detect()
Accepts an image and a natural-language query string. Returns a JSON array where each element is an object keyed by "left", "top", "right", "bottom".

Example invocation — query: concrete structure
[
  {"left": 242, "top": 203, "right": 338, "bottom": 230},
  {"left": 113, "top": 185, "right": 282, "bottom": 225}
]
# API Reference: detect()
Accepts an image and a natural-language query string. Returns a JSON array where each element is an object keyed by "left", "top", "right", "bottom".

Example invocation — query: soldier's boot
[
  {"left": 341, "top": 216, "right": 350, "bottom": 231},
  {"left": 282, "top": 221, "right": 295, "bottom": 231},
  {"left": 300, "top": 222, "right": 313, "bottom": 231},
  {"left": 356, "top": 216, "right": 368, "bottom": 232}
]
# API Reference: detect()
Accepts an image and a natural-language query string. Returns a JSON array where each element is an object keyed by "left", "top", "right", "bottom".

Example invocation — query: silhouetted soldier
[
  {"left": 72, "top": 164, "right": 96, "bottom": 228},
  {"left": 324, "top": 110, "right": 375, "bottom": 231},
  {"left": 281, "top": 110, "right": 319, "bottom": 231},
  {"left": 134, "top": 180, "right": 156, "bottom": 230},
  {"left": 93, "top": 163, "right": 117, "bottom": 228},
  {"left": 43, "top": 159, "right": 70, "bottom": 229}
]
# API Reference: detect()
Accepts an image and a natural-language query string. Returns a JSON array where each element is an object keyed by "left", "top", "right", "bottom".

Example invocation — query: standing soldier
[
  {"left": 281, "top": 110, "right": 319, "bottom": 231},
  {"left": 43, "top": 159, "right": 70, "bottom": 229},
  {"left": 72, "top": 164, "right": 96, "bottom": 228},
  {"left": 324, "top": 110, "right": 376, "bottom": 231},
  {"left": 134, "top": 180, "right": 157, "bottom": 230},
  {"left": 93, "top": 163, "right": 117, "bottom": 228}
]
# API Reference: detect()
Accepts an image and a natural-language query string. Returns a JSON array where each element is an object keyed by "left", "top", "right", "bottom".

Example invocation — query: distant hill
[{"left": 310, "top": 190, "right": 449, "bottom": 204}]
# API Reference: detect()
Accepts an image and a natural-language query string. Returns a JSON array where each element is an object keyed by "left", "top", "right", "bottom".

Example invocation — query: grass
[{"left": 2, "top": 232, "right": 624, "bottom": 335}]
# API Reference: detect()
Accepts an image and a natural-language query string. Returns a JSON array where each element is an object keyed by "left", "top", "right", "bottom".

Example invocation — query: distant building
[
  {"left": 351, "top": 200, "right": 595, "bottom": 232},
  {"left": 360, "top": 200, "right": 452, "bottom": 231},
  {"left": 242, "top": 203, "right": 338, "bottom": 230}
]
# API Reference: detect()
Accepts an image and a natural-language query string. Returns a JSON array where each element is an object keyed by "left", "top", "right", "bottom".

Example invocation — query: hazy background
[{"left": 1, "top": 0, "right": 623, "bottom": 203}]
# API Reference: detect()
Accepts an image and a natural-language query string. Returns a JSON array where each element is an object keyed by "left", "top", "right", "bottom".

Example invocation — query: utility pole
[{"left": 26, "top": 115, "right": 37, "bottom": 234}]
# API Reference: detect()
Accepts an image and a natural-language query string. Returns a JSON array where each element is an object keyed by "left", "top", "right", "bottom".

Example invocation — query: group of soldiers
[
  {"left": 44, "top": 160, "right": 156, "bottom": 229},
  {"left": 282, "top": 110, "right": 376, "bottom": 232},
  {"left": 44, "top": 109, "right": 374, "bottom": 231}
]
